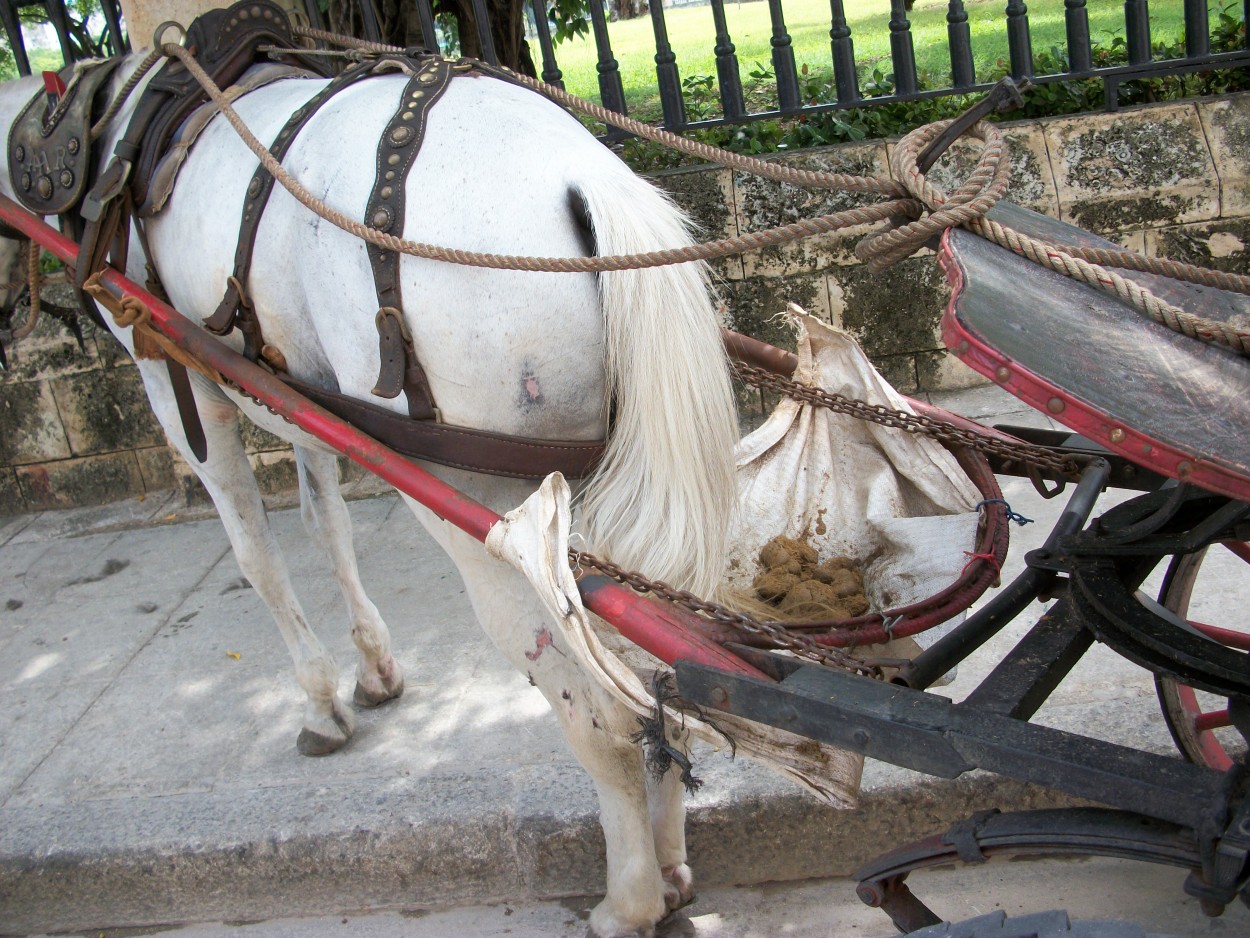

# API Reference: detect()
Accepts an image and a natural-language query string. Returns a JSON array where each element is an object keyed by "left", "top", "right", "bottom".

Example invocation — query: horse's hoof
[
  {"left": 354, "top": 674, "right": 404, "bottom": 708},
  {"left": 661, "top": 864, "right": 695, "bottom": 913},
  {"left": 297, "top": 699, "right": 355, "bottom": 755},
  {"left": 297, "top": 727, "right": 348, "bottom": 756},
  {"left": 354, "top": 656, "right": 404, "bottom": 708}
]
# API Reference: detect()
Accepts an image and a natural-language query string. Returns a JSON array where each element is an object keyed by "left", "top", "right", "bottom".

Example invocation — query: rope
[
  {"left": 9, "top": 241, "right": 41, "bottom": 340},
  {"left": 157, "top": 31, "right": 1250, "bottom": 358},
  {"left": 91, "top": 49, "right": 163, "bottom": 141},
  {"left": 160, "top": 41, "right": 917, "bottom": 273}
]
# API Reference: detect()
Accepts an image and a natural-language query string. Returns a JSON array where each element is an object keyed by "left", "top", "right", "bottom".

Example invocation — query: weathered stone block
[
  {"left": 874, "top": 353, "right": 919, "bottom": 395},
  {"left": 50, "top": 368, "right": 165, "bottom": 456},
  {"left": 168, "top": 449, "right": 211, "bottom": 507},
  {"left": 651, "top": 165, "right": 742, "bottom": 281},
  {"left": 0, "top": 381, "right": 70, "bottom": 465},
  {"left": 899, "top": 120, "right": 1059, "bottom": 218},
  {"left": 1198, "top": 93, "right": 1250, "bottom": 218},
  {"left": 0, "top": 468, "right": 26, "bottom": 516},
  {"left": 0, "top": 311, "right": 98, "bottom": 385},
  {"left": 916, "top": 349, "right": 988, "bottom": 392},
  {"left": 249, "top": 450, "right": 298, "bottom": 496},
  {"left": 15, "top": 452, "right": 144, "bottom": 510},
  {"left": 1045, "top": 104, "right": 1218, "bottom": 233},
  {"left": 136, "top": 445, "right": 177, "bottom": 493},
  {"left": 239, "top": 417, "right": 289, "bottom": 454},
  {"left": 719, "top": 274, "right": 829, "bottom": 352},
  {"left": 1145, "top": 218, "right": 1250, "bottom": 273},
  {"left": 831, "top": 255, "right": 948, "bottom": 358},
  {"left": 734, "top": 143, "right": 891, "bottom": 275},
  {"left": 94, "top": 328, "right": 135, "bottom": 369}
]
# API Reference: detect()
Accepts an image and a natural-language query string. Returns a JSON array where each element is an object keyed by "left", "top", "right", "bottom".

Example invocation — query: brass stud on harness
[
  {"left": 372, "top": 208, "right": 392, "bottom": 230},
  {"left": 67, "top": 137, "right": 79, "bottom": 155},
  {"left": 14, "top": 144, "right": 24, "bottom": 161},
  {"left": 19, "top": 173, "right": 30, "bottom": 192},
  {"left": 247, "top": 178, "right": 261, "bottom": 198},
  {"left": 36, "top": 176, "right": 52, "bottom": 200},
  {"left": 386, "top": 153, "right": 400, "bottom": 166},
  {"left": 389, "top": 126, "right": 412, "bottom": 146},
  {"left": 380, "top": 186, "right": 393, "bottom": 199},
  {"left": 59, "top": 170, "right": 73, "bottom": 189}
]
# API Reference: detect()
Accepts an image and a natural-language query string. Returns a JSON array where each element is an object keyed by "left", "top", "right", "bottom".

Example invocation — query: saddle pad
[
  {"left": 941, "top": 201, "right": 1250, "bottom": 501},
  {"left": 8, "top": 58, "right": 123, "bottom": 216}
]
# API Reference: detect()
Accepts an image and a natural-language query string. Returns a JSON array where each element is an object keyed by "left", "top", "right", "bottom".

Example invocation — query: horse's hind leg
[
  {"left": 646, "top": 742, "right": 696, "bottom": 913},
  {"left": 294, "top": 445, "right": 403, "bottom": 707},
  {"left": 131, "top": 363, "right": 355, "bottom": 754},
  {"left": 407, "top": 502, "right": 669, "bottom": 938}
]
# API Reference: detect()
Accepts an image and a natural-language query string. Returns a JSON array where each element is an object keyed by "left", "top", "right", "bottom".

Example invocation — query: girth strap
[
  {"left": 364, "top": 56, "right": 457, "bottom": 420},
  {"left": 280, "top": 373, "right": 605, "bottom": 480},
  {"left": 205, "top": 59, "right": 375, "bottom": 355}
]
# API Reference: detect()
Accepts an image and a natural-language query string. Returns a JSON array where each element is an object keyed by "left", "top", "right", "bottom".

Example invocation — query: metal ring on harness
[{"left": 152, "top": 21, "right": 188, "bottom": 50}]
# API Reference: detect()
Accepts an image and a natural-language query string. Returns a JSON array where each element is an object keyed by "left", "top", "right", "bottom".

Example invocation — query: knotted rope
[{"left": 149, "top": 30, "right": 1250, "bottom": 357}]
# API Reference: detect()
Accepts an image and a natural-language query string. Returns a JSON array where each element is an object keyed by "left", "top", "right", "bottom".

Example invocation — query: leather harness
[{"left": 8, "top": 0, "right": 607, "bottom": 480}]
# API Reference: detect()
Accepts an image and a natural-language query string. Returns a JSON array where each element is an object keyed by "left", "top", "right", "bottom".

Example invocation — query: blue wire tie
[{"left": 976, "top": 498, "right": 1033, "bottom": 526}]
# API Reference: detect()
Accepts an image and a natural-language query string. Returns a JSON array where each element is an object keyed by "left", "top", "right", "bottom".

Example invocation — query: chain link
[
  {"left": 734, "top": 361, "right": 1084, "bottom": 479},
  {"left": 570, "top": 548, "right": 883, "bottom": 677}
]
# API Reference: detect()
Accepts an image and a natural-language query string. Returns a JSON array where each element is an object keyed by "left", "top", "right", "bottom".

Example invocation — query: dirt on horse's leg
[
  {"left": 646, "top": 739, "right": 695, "bottom": 913},
  {"left": 406, "top": 501, "right": 670, "bottom": 937},
  {"left": 294, "top": 445, "right": 403, "bottom": 708},
  {"left": 135, "top": 365, "right": 354, "bottom": 754}
]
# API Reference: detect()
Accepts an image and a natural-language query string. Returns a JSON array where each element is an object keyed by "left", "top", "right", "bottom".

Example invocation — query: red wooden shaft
[{"left": 0, "top": 195, "right": 768, "bottom": 681}]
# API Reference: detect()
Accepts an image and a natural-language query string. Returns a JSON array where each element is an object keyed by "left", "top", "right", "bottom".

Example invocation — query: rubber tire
[{"left": 903, "top": 909, "right": 1180, "bottom": 938}]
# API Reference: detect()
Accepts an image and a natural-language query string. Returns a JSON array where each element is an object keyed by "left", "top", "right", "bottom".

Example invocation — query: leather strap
[
  {"left": 204, "top": 59, "right": 374, "bottom": 354},
  {"left": 364, "top": 56, "right": 456, "bottom": 420},
  {"left": 280, "top": 373, "right": 605, "bottom": 480}
]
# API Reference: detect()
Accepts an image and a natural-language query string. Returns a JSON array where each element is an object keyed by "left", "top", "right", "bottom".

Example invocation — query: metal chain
[
  {"left": 570, "top": 548, "right": 882, "bottom": 677},
  {"left": 734, "top": 361, "right": 1084, "bottom": 478}
]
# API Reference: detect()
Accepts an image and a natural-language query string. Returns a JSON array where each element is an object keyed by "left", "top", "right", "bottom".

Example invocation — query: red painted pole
[{"left": 0, "top": 195, "right": 768, "bottom": 681}]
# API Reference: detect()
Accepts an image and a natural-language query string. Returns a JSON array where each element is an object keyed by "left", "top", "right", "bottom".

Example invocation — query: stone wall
[{"left": 4, "top": 93, "right": 1250, "bottom": 514}]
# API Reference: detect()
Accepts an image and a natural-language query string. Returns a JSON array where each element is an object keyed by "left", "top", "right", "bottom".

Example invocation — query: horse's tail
[{"left": 574, "top": 173, "right": 738, "bottom": 599}]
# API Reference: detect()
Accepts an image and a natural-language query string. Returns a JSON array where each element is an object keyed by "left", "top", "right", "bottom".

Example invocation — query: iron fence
[{"left": 4, "top": 0, "right": 1249, "bottom": 126}]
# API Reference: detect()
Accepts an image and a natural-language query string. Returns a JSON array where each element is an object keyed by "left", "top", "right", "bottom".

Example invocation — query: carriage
[{"left": 1, "top": 4, "right": 1248, "bottom": 934}]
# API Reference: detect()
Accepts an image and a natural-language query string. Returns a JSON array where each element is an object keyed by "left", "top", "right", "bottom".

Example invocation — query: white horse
[{"left": 0, "top": 49, "right": 738, "bottom": 937}]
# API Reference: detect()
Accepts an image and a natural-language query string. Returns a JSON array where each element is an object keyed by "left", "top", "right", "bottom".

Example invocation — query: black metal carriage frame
[{"left": 676, "top": 215, "right": 1250, "bottom": 933}]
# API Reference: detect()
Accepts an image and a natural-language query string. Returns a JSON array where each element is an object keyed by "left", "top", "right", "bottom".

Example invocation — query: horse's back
[{"left": 152, "top": 71, "right": 615, "bottom": 442}]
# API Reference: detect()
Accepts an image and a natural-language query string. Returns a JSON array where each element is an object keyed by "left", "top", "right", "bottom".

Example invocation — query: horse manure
[{"left": 752, "top": 534, "right": 869, "bottom": 619}]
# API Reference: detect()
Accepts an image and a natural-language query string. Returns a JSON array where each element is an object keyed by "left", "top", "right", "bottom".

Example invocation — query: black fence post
[
  {"left": 587, "top": 0, "right": 628, "bottom": 116},
  {"left": 710, "top": 0, "right": 746, "bottom": 120},
  {"left": 650, "top": 0, "right": 686, "bottom": 128},
  {"left": 767, "top": 0, "right": 801, "bottom": 111},
  {"left": 828, "top": 0, "right": 860, "bottom": 104},
  {"left": 1065, "top": 0, "right": 1092, "bottom": 72},
  {"left": 415, "top": 0, "right": 439, "bottom": 53},
  {"left": 1005, "top": 0, "right": 1034, "bottom": 79},
  {"left": 946, "top": 0, "right": 975, "bottom": 88},
  {"left": 100, "top": 0, "right": 128, "bottom": 54},
  {"left": 469, "top": 0, "right": 499, "bottom": 63},
  {"left": 1125, "top": 0, "right": 1151, "bottom": 65},
  {"left": 530, "top": 0, "right": 565, "bottom": 89},
  {"left": 889, "top": 0, "right": 919, "bottom": 95},
  {"left": 0, "top": 1, "right": 31, "bottom": 74},
  {"left": 358, "top": 0, "right": 383, "bottom": 43},
  {"left": 43, "top": 0, "right": 79, "bottom": 64},
  {"left": 1184, "top": 0, "right": 1209, "bottom": 57}
]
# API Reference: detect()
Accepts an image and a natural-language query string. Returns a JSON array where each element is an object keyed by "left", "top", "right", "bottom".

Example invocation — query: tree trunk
[
  {"left": 611, "top": 0, "right": 649, "bottom": 20},
  {"left": 327, "top": 0, "right": 536, "bottom": 76}
]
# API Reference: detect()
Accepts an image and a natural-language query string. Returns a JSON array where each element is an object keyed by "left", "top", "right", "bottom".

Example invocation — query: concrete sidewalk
[{"left": 0, "top": 386, "right": 1239, "bottom": 935}]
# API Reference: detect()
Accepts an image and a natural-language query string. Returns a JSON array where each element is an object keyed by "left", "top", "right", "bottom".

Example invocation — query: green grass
[{"left": 541, "top": 0, "right": 1203, "bottom": 116}]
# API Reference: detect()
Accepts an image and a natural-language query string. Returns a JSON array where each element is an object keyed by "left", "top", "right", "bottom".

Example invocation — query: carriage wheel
[{"left": 1154, "top": 541, "right": 1250, "bottom": 771}]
